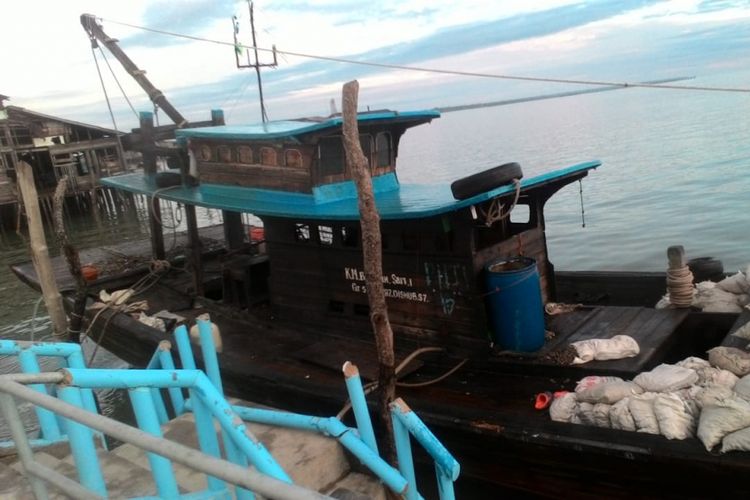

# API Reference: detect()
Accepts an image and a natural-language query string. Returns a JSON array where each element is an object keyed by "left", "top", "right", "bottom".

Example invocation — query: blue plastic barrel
[{"left": 484, "top": 256, "right": 545, "bottom": 352}]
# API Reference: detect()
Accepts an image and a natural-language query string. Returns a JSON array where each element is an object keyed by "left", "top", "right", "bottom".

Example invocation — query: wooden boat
[{"left": 12, "top": 109, "right": 750, "bottom": 498}]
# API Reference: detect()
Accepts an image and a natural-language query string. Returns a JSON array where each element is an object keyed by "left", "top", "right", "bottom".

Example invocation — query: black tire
[
  {"left": 155, "top": 171, "right": 183, "bottom": 188},
  {"left": 451, "top": 162, "right": 523, "bottom": 200},
  {"left": 687, "top": 257, "right": 724, "bottom": 282}
]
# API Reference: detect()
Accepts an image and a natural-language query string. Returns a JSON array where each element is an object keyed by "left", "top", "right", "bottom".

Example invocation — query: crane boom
[{"left": 81, "top": 13, "right": 187, "bottom": 127}]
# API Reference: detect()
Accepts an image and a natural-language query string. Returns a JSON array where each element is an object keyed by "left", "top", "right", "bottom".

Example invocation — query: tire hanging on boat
[{"left": 450, "top": 162, "right": 523, "bottom": 200}]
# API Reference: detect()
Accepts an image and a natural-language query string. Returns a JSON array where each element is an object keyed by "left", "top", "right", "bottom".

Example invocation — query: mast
[
  {"left": 81, "top": 14, "right": 188, "bottom": 127},
  {"left": 232, "top": 1, "right": 277, "bottom": 123}
]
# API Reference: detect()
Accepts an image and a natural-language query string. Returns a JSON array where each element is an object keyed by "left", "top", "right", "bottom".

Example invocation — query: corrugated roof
[{"left": 6, "top": 106, "right": 122, "bottom": 136}]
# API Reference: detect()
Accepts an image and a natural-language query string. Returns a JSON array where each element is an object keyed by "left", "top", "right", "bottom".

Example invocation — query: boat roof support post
[{"left": 140, "top": 111, "right": 165, "bottom": 260}]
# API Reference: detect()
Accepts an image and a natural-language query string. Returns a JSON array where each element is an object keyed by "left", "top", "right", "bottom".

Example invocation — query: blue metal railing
[
  {"left": 0, "top": 339, "right": 102, "bottom": 450},
  {"left": 0, "top": 317, "right": 460, "bottom": 499}
]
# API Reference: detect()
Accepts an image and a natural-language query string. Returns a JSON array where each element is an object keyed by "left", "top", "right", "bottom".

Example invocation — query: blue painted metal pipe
[
  {"left": 342, "top": 361, "right": 378, "bottom": 455},
  {"left": 435, "top": 465, "right": 456, "bottom": 500},
  {"left": 57, "top": 386, "right": 107, "bottom": 497},
  {"left": 18, "top": 350, "right": 62, "bottom": 441},
  {"left": 145, "top": 341, "right": 171, "bottom": 424},
  {"left": 190, "top": 387, "right": 226, "bottom": 493},
  {"left": 231, "top": 405, "right": 408, "bottom": 495},
  {"left": 391, "top": 410, "right": 418, "bottom": 500},
  {"left": 0, "top": 340, "right": 82, "bottom": 357},
  {"left": 156, "top": 345, "right": 185, "bottom": 416},
  {"left": 197, "top": 318, "right": 223, "bottom": 394},
  {"left": 389, "top": 398, "right": 460, "bottom": 481},
  {"left": 129, "top": 387, "right": 180, "bottom": 498},
  {"left": 65, "top": 350, "right": 98, "bottom": 416},
  {"left": 174, "top": 325, "right": 197, "bottom": 370},
  {"left": 63, "top": 368, "right": 202, "bottom": 389},
  {"left": 190, "top": 375, "right": 291, "bottom": 484}
]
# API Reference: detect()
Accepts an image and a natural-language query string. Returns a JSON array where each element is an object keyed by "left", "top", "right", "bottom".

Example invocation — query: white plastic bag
[
  {"left": 571, "top": 335, "right": 640, "bottom": 364},
  {"left": 721, "top": 426, "right": 750, "bottom": 453},
  {"left": 697, "top": 396, "right": 750, "bottom": 451},
  {"left": 716, "top": 272, "right": 749, "bottom": 295},
  {"left": 610, "top": 397, "right": 636, "bottom": 431},
  {"left": 633, "top": 364, "right": 699, "bottom": 393},
  {"left": 708, "top": 347, "right": 750, "bottom": 376},
  {"left": 733, "top": 374, "right": 750, "bottom": 401},
  {"left": 576, "top": 380, "right": 643, "bottom": 404},
  {"left": 574, "top": 376, "right": 623, "bottom": 393},
  {"left": 653, "top": 393, "right": 696, "bottom": 440},
  {"left": 549, "top": 392, "right": 578, "bottom": 423},
  {"left": 629, "top": 393, "right": 660, "bottom": 434}
]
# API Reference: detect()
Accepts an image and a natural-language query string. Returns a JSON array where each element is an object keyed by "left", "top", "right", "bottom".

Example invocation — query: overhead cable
[{"left": 98, "top": 17, "right": 750, "bottom": 94}]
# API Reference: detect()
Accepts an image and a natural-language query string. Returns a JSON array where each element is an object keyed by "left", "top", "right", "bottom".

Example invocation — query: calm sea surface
[{"left": 1, "top": 70, "right": 749, "bottom": 433}]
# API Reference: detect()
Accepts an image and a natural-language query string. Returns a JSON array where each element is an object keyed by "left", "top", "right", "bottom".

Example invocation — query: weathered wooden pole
[
  {"left": 341, "top": 80, "right": 397, "bottom": 463},
  {"left": 53, "top": 176, "right": 87, "bottom": 342},
  {"left": 140, "top": 111, "right": 165, "bottom": 260},
  {"left": 17, "top": 161, "right": 68, "bottom": 339}
]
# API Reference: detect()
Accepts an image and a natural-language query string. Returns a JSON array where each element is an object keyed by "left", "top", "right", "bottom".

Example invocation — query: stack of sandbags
[
  {"left": 549, "top": 357, "right": 740, "bottom": 443},
  {"left": 656, "top": 265, "right": 750, "bottom": 312}
]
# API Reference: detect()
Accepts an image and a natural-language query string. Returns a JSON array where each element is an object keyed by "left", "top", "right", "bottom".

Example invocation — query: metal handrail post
[
  {"left": 174, "top": 325, "right": 197, "bottom": 369},
  {"left": 391, "top": 408, "right": 418, "bottom": 500},
  {"left": 190, "top": 387, "right": 227, "bottom": 493},
  {"left": 435, "top": 464, "right": 456, "bottom": 500},
  {"left": 145, "top": 342, "right": 170, "bottom": 424},
  {"left": 156, "top": 343, "right": 185, "bottom": 415},
  {"left": 65, "top": 350, "right": 98, "bottom": 415},
  {"left": 0, "top": 392, "right": 51, "bottom": 500},
  {"left": 18, "top": 350, "right": 62, "bottom": 441},
  {"left": 196, "top": 319, "right": 254, "bottom": 499},
  {"left": 128, "top": 387, "right": 179, "bottom": 498},
  {"left": 342, "top": 362, "right": 378, "bottom": 454},
  {"left": 57, "top": 386, "right": 107, "bottom": 497}
]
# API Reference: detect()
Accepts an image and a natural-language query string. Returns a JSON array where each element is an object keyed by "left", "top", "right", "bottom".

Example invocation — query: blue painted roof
[
  {"left": 101, "top": 161, "right": 599, "bottom": 221},
  {"left": 175, "top": 109, "right": 440, "bottom": 141}
]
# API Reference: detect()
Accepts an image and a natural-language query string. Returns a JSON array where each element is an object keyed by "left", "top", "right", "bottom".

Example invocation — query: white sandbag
[
  {"left": 653, "top": 393, "right": 696, "bottom": 440},
  {"left": 731, "top": 320, "right": 750, "bottom": 340},
  {"left": 697, "top": 396, "right": 750, "bottom": 451},
  {"left": 592, "top": 403, "right": 612, "bottom": 428},
  {"left": 610, "top": 397, "right": 636, "bottom": 431},
  {"left": 575, "top": 402, "right": 597, "bottom": 426},
  {"left": 577, "top": 380, "right": 643, "bottom": 404},
  {"left": 738, "top": 294, "right": 750, "bottom": 307},
  {"left": 549, "top": 392, "right": 578, "bottom": 423},
  {"left": 695, "top": 385, "right": 734, "bottom": 409},
  {"left": 695, "top": 367, "right": 739, "bottom": 388},
  {"left": 721, "top": 426, "right": 750, "bottom": 453},
  {"left": 733, "top": 374, "right": 750, "bottom": 400},
  {"left": 676, "top": 357, "right": 711, "bottom": 371},
  {"left": 633, "top": 364, "right": 699, "bottom": 393},
  {"left": 629, "top": 393, "right": 660, "bottom": 434},
  {"left": 136, "top": 313, "right": 165, "bottom": 331},
  {"left": 574, "top": 376, "right": 623, "bottom": 393},
  {"left": 693, "top": 283, "right": 744, "bottom": 313},
  {"left": 570, "top": 335, "right": 640, "bottom": 364},
  {"left": 655, "top": 294, "right": 671, "bottom": 309},
  {"left": 716, "top": 272, "right": 749, "bottom": 294},
  {"left": 708, "top": 347, "right": 750, "bottom": 376}
]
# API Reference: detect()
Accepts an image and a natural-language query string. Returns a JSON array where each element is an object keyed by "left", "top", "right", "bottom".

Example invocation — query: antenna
[{"left": 232, "top": 1, "right": 277, "bottom": 123}]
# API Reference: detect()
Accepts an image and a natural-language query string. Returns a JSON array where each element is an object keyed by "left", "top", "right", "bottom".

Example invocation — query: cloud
[{"left": 121, "top": 0, "right": 238, "bottom": 47}]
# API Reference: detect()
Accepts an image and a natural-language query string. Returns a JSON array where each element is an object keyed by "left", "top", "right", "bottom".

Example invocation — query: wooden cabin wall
[
  {"left": 262, "top": 214, "right": 489, "bottom": 341},
  {"left": 192, "top": 139, "right": 314, "bottom": 193}
]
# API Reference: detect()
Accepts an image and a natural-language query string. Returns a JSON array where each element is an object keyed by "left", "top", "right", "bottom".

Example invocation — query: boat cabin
[{"left": 104, "top": 110, "right": 599, "bottom": 348}]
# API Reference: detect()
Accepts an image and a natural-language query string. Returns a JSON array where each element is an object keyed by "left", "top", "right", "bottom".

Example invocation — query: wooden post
[
  {"left": 17, "top": 161, "right": 68, "bottom": 339},
  {"left": 53, "top": 176, "right": 86, "bottom": 342},
  {"left": 140, "top": 111, "right": 165, "bottom": 260},
  {"left": 341, "top": 80, "right": 397, "bottom": 464}
]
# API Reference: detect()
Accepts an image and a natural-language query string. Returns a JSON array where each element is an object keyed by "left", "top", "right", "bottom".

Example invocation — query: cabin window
[
  {"left": 199, "top": 145, "right": 212, "bottom": 161},
  {"left": 238, "top": 146, "right": 253, "bottom": 164},
  {"left": 376, "top": 132, "right": 391, "bottom": 168},
  {"left": 328, "top": 300, "right": 345, "bottom": 313},
  {"left": 285, "top": 149, "right": 303, "bottom": 168},
  {"left": 510, "top": 204, "right": 530, "bottom": 224},
  {"left": 294, "top": 223, "right": 310, "bottom": 242},
  {"left": 359, "top": 134, "right": 372, "bottom": 166},
  {"left": 217, "top": 145, "right": 232, "bottom": 163},
  {"left": 260, "top": 147, "right": 278, "bottom": 166},
  {"left": 318, "top": 225, "right": 333, "bottom": 245},
  {"left": 318, "top": 137, "right": 345, "bottom": 176},
  {"left": 341, "top": 226, "right": 359, "bottom": 247}
]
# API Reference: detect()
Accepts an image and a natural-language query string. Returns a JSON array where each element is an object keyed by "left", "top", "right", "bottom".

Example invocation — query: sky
[{"left": 2, "top": 0, "right": 750, "bottom": 130}]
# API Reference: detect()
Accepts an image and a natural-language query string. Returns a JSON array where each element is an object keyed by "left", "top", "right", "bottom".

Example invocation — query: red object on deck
[
  {"left": 249, "top": 227, "right": 265, "bottom": 242},
  {"left": 534, "top": 392, "right": 553, "bottom": 410},
  {"left": 81, "top": 265, "right": 99, "bottom": 282}
]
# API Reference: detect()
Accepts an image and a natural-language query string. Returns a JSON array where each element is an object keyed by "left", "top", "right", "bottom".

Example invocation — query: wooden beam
[
  {"left": 140, "top": 111, "right": 165, "bottom": 259},
  {"left": 185, "top": 204, "right": 204, "bottom": 296},
  {"left": 17, "top": 161, "right": 68, "bottom": 339},
  {"left": 223, "top": 211, "right": 245, "bottom": 250}
]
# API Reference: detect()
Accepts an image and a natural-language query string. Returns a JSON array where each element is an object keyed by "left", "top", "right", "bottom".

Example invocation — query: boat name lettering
[
  {"left": 350, "top": 281, "right": 429, "bottom": 303},
  {"left": 344, "top": 267, "right": 413, "bottom": 287}
]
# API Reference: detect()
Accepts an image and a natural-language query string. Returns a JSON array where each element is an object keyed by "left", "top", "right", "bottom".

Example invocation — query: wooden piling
[
  {"left": 16, "top": 161, "right": 68, "bottom": 339},
  {"left": 141, "top": 111, "right": 165, "bottom": 260}
]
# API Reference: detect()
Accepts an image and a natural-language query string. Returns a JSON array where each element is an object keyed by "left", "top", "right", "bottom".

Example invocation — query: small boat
[{"left": 12, "top": 108, "right": 750, "bottom": 498}]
